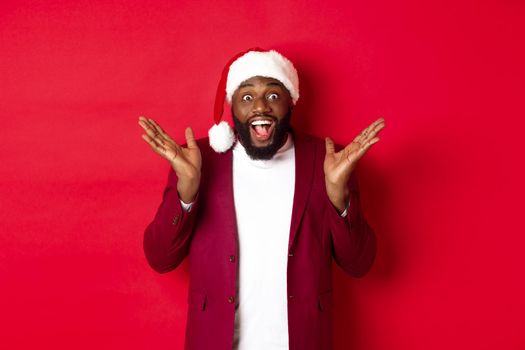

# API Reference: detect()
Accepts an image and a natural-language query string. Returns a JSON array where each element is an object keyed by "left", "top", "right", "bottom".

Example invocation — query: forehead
[{"left": 237, "top": 76, "right": 286, "bottom": 90}]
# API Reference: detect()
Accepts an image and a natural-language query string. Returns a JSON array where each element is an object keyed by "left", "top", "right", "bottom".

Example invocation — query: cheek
[
  {"left": 232, "top": 102, "right": 246, "bottom": 119},
  {"left": 274, "top": 101, "right": 291, "bottom": 116}
]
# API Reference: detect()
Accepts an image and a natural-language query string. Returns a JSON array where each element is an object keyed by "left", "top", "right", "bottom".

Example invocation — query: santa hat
[{"left": 208, "top": 48, "right": 300, "bottom": 153}]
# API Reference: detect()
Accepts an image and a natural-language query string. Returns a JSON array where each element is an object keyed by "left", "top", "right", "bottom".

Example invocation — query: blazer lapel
[
  {"left": 288, "top": 133, "right": 316, "bottom": 251},
  {"left": 210, "top": 148, "right": 238, "bottom": 246}
]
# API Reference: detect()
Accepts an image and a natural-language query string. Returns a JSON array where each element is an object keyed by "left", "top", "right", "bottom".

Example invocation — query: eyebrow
[{"left": 239, "top": 83, "right": 254, "bottom": 88}]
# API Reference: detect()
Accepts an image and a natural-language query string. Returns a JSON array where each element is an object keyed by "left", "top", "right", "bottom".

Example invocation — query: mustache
[{"left": 246, "top": 114, "right": 277, "bottom": 124}]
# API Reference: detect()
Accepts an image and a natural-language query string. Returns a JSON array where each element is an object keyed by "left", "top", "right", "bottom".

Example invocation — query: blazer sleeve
[
  {"left": 328, "top": 173, "right": 377, "bottom": 277},
  {"left": 143, "top": 168, "right": 199, "bottom": 273}
]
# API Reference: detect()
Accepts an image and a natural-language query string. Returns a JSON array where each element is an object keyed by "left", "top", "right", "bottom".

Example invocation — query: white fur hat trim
[{"left": 225, "top": 50, "right": 299, "bottom": 104}]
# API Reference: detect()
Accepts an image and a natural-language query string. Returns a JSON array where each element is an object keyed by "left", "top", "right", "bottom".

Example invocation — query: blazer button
[
  {"left": 229, "top": 255, "right": 236, "bottom": 262},
  {"left": 288, "top": 252, "right": 294, "bottom": 257},
  {"left": 227, "top": 296, "right": 235, "bottom": 304},
  {"left": 172, "top": 214, "right": 180, "bottom": 225}
]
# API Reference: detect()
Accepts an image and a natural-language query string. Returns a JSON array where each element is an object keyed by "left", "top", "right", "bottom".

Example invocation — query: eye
[
  {"left": 267, "top": 93, "right": 279, "bottom": 100},
  {"left": 242, "top": 95, "right": 253, "bottom": 101}
]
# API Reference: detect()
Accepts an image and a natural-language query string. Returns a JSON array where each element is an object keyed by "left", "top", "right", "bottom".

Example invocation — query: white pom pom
[{"left": 208, "top": 121, "right": 235, "bottom": 153}]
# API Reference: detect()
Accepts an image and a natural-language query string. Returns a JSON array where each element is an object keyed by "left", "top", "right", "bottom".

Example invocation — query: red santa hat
[{"left": 209, "top": 48, "right": 300, "bottom": 153}]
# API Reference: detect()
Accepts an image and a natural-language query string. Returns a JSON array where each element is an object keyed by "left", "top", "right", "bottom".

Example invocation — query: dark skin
[
  {"left": 232, "top": 76, "right": 293, "bottom": 148},
  {"left": 138, "top": 76, "right": 385, "bottom": 210}
]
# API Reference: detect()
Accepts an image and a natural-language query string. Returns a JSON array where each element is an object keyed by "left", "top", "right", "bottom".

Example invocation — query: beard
[{"left": 232, "top": 109, "right": 293, "bottom": 160}]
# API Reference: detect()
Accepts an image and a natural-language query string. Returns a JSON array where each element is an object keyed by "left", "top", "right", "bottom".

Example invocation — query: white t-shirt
[{"left": 232, "top": 135, "right": 295, "bottom": 350}]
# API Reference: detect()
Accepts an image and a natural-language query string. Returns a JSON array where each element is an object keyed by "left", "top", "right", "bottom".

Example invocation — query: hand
[
  {"left": 138, "top": 116, "right": 202, "bottom": 203},
  {"left": 324, "top": 117, "right": 385, "bottom": 212}
]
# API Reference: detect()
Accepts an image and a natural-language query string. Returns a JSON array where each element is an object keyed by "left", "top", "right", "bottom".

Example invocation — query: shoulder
[
  {"left": 292, "top": 133, "right": 326, "bottom": 177},
  {"left": 294, "top": 132, "right": 350, "bottom": 153},
  {"left": 194, "top": 137, "right": 232, "bottom": 167},
  {"left": 195, "top": 137, "right": 213, "bottom": 153},
  {"left": 195, "top": 137, "right": 225, "bottom": 159},
  {"left": 293, "top": 132, "right": 325, "bottom": 150}
]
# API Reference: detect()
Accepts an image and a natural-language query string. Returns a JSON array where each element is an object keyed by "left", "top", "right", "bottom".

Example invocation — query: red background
[{"left": 1, "top": 0, "right": 524, "bottom": 349}]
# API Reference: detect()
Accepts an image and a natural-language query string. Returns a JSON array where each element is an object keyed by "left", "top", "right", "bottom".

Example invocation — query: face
[{"left": 231, "top": 76, "right": 293, "bottom": 160}]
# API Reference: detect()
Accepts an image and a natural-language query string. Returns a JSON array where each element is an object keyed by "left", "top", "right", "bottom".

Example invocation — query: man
[{"left": 139, "top": 49, "right": 385, "bottom": 350}]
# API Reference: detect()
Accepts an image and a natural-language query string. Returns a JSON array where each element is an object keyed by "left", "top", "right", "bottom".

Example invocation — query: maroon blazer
[{"left": 143, "top": 133, "right": 377, "bottom": 350}]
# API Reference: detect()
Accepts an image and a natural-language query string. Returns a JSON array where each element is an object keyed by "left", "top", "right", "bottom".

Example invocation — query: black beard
[{"left": 232, "top": 109, "right": 292, "bottom": 160}]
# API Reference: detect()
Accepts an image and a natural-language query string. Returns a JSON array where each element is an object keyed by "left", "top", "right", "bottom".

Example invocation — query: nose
[{"left": 252, "top": 96, "right": 271, "bottom": 114}]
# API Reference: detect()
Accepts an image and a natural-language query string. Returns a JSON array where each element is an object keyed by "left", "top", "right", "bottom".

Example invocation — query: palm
[
  {"left": 324, "top": 142, "right": 362, "bottom": 184},
  {"left": 138, "top": 116, "right": 202, "bottom": 180},
  {"left": 164, "top": 139, "right": 202, "bottom": 179},
  {"left": 324, "top": 118, "right": 385, "bottom": 185}
]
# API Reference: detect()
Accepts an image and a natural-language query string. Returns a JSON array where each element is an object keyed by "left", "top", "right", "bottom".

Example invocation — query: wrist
[
  {"left": 177, "top": 177, "right": 200, "bottom": 203},
  {"left": 330, "top": 198, "right": 347, "bottom": 213},
  {"left": 177, "top": 188, "right": 198, "bottom": 204},
  {"left": 325, "top": 182, "right": 349, "bottom": 213}
]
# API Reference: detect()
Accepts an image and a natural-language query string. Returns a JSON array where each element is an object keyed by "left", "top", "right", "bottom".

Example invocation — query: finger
[
  {"left": 373, "top": 117, "right": 385, "bottom": 125},
  {"left": 348, "top": 118, "right": 384, "bottom": 151},
  {"left": 372, "top": 122, "right": 385, "bottom": 137},
  {"left": 138, "top": 117, "right": 151, "bottom": 131},
  {"left": 365, "top": 136, "right": 380, "bottom": 147},
  {"left": 138, "top": 118, "right": 159, "bottom": 138},
  {"left": 362, "top": 117, "right": 385, "bottom": 136},
  {"left": 353, "top": 133, "right": 364, "bottom": 145},
  {"left": 359, "top": 137, "right": 380, "bottom": 154},
  {"left": 148, "top": 118, "right": 175, "bottom": 143},
  {"left": 370, "top": 118, "right": 385, "bottom": 134},
  {"left": 141, "top": 133, "right": 167, "bottom": 156},
  {"left": 362, "top": 119, "right": 380, "bottom": 135},
  {"left": 368, "top": 117, "right": 385, "bottom": 131},
  {"left": 359, "top": 119, "right": 385, "bottom": 144},
  {"left": 362, "top": 121, "right": 385, "bottom": 143},
  {"left": 325, "top": 137, "right": 335, "bottom": 155},
  {"left": 185, "top": 127, "right": 198, "bottom": 149},
  {"left": 347, "top": 137, "right": 379, "bottom": 163},
  {"left": 138, "top": 116, "right": 159, "bottom": 134},
  {"left": 139, "top": 120, "right": 169, "bottom": 146},
  {"left": 355, "top": 122, "right": 375, "bottom": 142}
]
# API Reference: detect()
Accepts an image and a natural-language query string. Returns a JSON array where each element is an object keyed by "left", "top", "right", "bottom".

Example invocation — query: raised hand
[
  {"left": 324, "top": 117, "right": 385, "bottom": 212},
  {"left": 138, "top": 116, "right": 202, "bottom": 203}
]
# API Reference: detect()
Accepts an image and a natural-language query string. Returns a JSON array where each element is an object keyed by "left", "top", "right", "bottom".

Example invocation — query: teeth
[{"left": 251, "top": 120, "right": 272, "bottom": 126}]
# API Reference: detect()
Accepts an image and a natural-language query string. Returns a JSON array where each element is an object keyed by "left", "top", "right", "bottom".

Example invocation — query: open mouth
[{"left": 249, "top": 117, "right": 276, "bottom": 143}]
